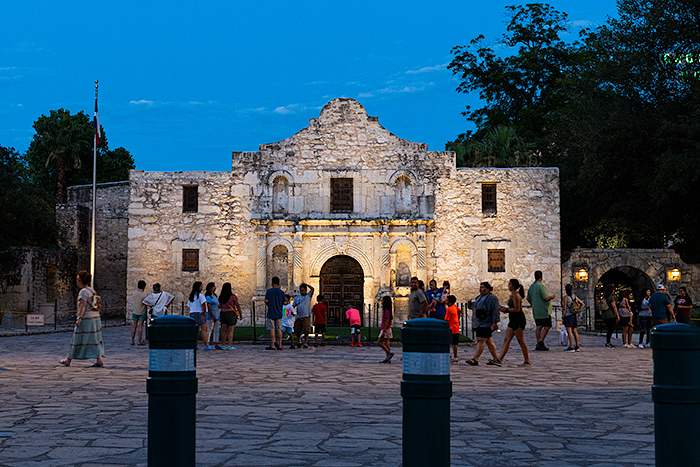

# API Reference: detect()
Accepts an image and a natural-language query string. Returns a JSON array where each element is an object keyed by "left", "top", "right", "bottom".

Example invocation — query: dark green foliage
[
  {"left": 448, "top": 1, "right": 700, "bottom": 262},
  {"left": 3, "top": 108, "right": 135, "bottom": 250},
  {"left": 25, "top": 109, "right": 135, "bottom": 202},
  {"left": 0, "top": 146, "right": 57, "bottom": 251}
]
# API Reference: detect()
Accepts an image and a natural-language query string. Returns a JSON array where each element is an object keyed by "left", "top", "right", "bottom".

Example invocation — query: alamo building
[
  {"left": 123, "top": 98, "right": 560, "bottom": 324},
  {"left": 2, "top": 98, "right": 559, "bottom": 326}
]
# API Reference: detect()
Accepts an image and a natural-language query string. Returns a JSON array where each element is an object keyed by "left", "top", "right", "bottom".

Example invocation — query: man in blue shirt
[
  {"left": 264, "top": 276, "right": 286, "bottom": 350},
  {"left": 425, "top": 280, "right": 446, "bottom": 319},
  {"left": 292, "top": 282, "right": 315, "bottom": 348},
  {"left": 649, "top": 284, "right": 674, "bottom": 326}
]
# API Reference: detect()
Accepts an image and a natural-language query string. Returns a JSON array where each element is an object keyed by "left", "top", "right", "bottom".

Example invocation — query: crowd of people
[{"left": 57, "top": 268, "right": 695, "bottom": 367}]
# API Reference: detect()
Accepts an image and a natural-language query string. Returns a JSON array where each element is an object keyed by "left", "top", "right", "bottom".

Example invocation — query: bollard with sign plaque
[
  {"left": 146, "top": 315, "right": 198, "bottom": 467},
  {"left": 401, "top": 318, "right": 452, "bottom": 467},
  {"left": 651, "top": 323, "right": 700, "bottom": 467}
]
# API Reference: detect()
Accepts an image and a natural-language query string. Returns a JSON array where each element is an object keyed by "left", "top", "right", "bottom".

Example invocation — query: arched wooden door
[{"left": 320, "top": 255, "right": 364, "bottom": 327}]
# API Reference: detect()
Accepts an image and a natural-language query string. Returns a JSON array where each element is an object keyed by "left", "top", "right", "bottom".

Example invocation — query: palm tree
[{"left": 31, "top": 109, "right": 92, "bottom": 203}]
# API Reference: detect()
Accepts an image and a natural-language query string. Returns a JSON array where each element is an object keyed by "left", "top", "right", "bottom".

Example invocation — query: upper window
[
  {"left": 331, "top": 178, "right": 353, "bottom": 212},
  {"left": 482, "top": 183, "right": 496, "bottom": 214},
  {"left": 182, "top": 249, "right": 199, "bottom": 272},
  {"left": 487, "top": 249, "right": 505, "bottom": 273},
  {"left": 183, "top": 185, "right": 198, "bottom": 213}
]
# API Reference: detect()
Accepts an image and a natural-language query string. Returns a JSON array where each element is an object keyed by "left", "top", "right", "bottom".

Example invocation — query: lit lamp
[
  {"left": 668, "top": 267, "right": 681, "bottom": 281},
  {"left": 575, "top": 268, "right": 588, "bottom": 282}
]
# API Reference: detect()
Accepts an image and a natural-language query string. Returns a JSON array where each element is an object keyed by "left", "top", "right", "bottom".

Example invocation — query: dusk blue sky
[{"left": 2, "top": 1, "right": 618, "bottom": 172}]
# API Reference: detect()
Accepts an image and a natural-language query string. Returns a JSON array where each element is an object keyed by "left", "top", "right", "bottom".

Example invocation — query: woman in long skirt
[{"left": 59, "top": 270, "right": 105, "bottom": 367}]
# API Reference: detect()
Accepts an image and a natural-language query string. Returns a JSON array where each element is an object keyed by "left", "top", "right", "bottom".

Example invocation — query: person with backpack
[
  {"left": 600, "top": 285, "right": 620, "bottom": 348},
  {"left": 59, "top": 270, "right": 105, "bottom": 367},
  {"left": 562, "top": 284, "right": 584, "bottom": 352}
]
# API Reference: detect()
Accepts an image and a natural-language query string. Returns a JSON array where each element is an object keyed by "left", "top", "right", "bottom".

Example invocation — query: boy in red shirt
[
  {"left": 445, "top": 295, "right": 461, "bottom": 362},
  {"left": 312, "top": 295, "right": 327, "bottom": 347}
]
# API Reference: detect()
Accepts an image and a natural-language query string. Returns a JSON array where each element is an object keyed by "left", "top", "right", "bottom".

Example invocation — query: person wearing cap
[{"left": 649, "top": 284, "right": 674, "bottom": 326}]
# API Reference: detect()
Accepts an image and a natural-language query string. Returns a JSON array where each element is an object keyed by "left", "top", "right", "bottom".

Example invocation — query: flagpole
[{"left": 90, "top": 80, "right": 98, "bottom": 281}]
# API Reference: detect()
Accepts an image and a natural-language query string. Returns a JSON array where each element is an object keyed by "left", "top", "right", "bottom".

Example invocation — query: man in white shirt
[{"left": 142, "top": 283, "right": 174, "bottom": 319}]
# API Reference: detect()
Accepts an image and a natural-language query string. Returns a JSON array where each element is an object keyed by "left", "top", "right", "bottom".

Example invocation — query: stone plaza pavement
[{"left": 0, "top": 327, "right": 654, "bottom": 467}]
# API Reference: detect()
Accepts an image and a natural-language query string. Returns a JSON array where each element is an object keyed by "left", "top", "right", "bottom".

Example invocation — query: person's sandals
[
  {"left": 58, "top": 359, "right": 70, "bottom": 367},
  {"left": 487, "top": 359, "right": 502, "bottom": 367},
  {"left": 518, "top": 361, "right": 532, "bottom": 367},
  {"left": 131, "top": 341, "right": 135, "bottom": 346},
  {"left": 90, "top": 362, "right": 104, "bottom": 368},
  {"left": 386, "top": 353, "right": 394, "bottom": 363},
  {"left": 264, "top": 346, "right": 275, "bottom": 350},
  {"left": 465, "top": 358, "right": 478, "bottom": 366}
]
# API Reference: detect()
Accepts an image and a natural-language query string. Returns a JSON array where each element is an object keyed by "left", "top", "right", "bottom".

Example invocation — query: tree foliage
[
  {"left": 447, "top": 1, "right": 700, "bottom": 262},
  {"left": 0, "top": 146, "right": 57, "bottom": 251},
  {"left": 25, "top": 109, "right": 135, "bottom": 203},
  {"left": 2, "top": 108, "right": 135, "bottom": 250}
]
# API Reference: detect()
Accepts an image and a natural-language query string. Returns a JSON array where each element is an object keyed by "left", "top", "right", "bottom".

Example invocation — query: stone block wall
[
  {"left": 126, "top": 171, "right": 257, "bottom": 318},
  {"left": 433, "top": 167, "right": 561, "bottom": 306},
  {"left": 64, "top": 182, "right": 130, "bottom": 314}
]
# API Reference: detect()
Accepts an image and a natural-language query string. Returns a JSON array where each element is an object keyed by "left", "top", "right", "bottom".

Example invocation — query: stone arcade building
[{"left": 125, "top": 98, "right": 560, "bottom": 324}]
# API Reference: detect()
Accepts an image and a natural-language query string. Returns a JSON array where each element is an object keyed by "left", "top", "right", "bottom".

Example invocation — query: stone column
[
  {"left": 380, "top": 231, "right": 390, "bottom": 291},
  {"left": 292, "top": 228, "right": 303, "bottom": 293},
  {"left": 416, "top": 231, "right": 427, "bottom": 285},
  {"left": 255, "top": 222, "right": 268, "bottom": 294}
]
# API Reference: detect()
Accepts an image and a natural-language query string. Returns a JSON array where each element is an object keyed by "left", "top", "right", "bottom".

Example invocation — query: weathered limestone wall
[
  {"left": 0, "top": 247, "right": 75, "bottom": 327},
  {"left": 126, "top": 171, "right": 257, "bottom": 318},
  {"left": 125, "top": 99, "right": 562, "bottom": 328},
  {"left": 434, "top": 168, "right": 561, "bottom": 312},
  {"left": 232, "top": 98, "right": 454, "bottom": 221},
  {"left": 65, "top": 182, "right": 130, "bottom": 314}
]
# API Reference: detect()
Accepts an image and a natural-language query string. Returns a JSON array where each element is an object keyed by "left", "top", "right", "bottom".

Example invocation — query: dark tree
[{"left": 0, "top": 146, "right": 57, "bottom": 251}]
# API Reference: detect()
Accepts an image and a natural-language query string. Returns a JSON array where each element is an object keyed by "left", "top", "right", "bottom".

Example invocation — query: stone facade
[
  {"left": 59, "top": 181, "right": 130, "bottom": 314},
  {"left": 126, "top": 98, "right": 561, "bottom": 324}
]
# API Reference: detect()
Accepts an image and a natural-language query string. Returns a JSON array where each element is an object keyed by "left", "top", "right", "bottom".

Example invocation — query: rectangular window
[
  {"left": 183, "top": 185, "right": 198, "bottom": 213},
  {"left": 331, "top": 178, "right": 353, "bottom": 212},
  {"left": 482, "top": 183, "right": 497, "bottom": 214},
  {"left": 182, "top": 249, "right": 199, "bottom": 272},
  {"left": 488, "top": 249, "right": 505, "bottom": 273}
]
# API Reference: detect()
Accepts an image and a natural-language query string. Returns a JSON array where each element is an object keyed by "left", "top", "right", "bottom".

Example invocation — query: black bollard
[
  {"left": 401, "top": 318, "right": 452, "bottom": 467},
  {"left": 147, "top": 315, "right": 198, "bottom": 467},
  {"left": 651, "top": 323, "right": 700, "bottom": 467}
]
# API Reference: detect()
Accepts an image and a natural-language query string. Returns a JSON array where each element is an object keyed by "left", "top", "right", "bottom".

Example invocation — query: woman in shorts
[
  {"left": 188, "top": 281, "right": 212, "bottom": 350},
  {"left": 498, "top": 278, "right": 530, "bottom": 366},
  {"left": 562, "top": 284, "right": 584, "bottom": 352},
  {"left": 618, "top": 291, "right": 635, "bottom": 348},
  {"left": 465, "top": 282, "right": 501, "bottom": 366},
  {"left": 218, "top": 282, "right": 242, "bottom": 350}
]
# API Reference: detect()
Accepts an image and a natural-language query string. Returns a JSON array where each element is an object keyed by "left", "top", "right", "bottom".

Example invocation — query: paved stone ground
[{"left": 0, "top": 327, "right": 654, "bottom": 467}]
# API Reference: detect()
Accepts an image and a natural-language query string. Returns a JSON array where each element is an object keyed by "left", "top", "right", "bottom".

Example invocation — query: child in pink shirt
[
  {"left": 377, "top": 296, "right": 394, "bottom": 363},
  {"left": 346, "top": 307, "right": 362, "bottom": 347}
]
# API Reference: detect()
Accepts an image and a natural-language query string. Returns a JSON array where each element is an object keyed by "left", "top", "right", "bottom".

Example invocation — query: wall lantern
[
  {"left": 668, "top": 267, "right": 681, "bottom": 281},
  {"left": 575, "top": 268, "right": 588, "bottom": 282}
]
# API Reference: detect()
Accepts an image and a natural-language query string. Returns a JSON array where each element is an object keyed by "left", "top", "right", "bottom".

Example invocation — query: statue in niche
[
  {"left": 272, "top": 176, "right": 289, "bottom": 216},
  {"left": 397, "top": 262, "right": 411, "bottom": 286}
]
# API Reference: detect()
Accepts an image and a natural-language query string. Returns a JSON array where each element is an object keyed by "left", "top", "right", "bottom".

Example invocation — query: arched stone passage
[
  {"left": 319, "top": 255, "right": 364, "bottom": 326},
  {"left": 595, "top": 266, "right": 655, "bottom": 314}
]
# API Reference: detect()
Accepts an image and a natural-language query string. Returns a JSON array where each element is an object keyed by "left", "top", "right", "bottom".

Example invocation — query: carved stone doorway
[{"left": 320, "top": 255, "right": 364, "bottom": 327}]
